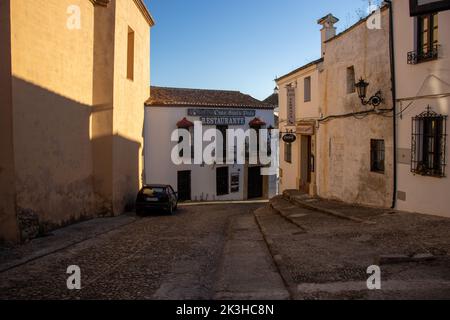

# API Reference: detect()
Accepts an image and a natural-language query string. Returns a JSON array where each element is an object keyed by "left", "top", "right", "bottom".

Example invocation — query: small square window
[{"left": 371, "top": 139, "right": 385, "bottom": 173}]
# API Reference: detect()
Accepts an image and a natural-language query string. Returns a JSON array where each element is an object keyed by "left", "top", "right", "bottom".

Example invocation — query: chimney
[{"left": 317, "top": 14, "right": 339, "bottom": 57}]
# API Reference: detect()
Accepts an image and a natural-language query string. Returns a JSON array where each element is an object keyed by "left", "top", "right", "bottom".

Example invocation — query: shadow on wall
[{"left": 7, "top": 77, "right": 141, "bottom": 242}]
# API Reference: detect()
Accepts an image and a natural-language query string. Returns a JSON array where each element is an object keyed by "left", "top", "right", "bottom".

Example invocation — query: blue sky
[{"left": 144, "top": 0, "right": 376, "bottom": 100}]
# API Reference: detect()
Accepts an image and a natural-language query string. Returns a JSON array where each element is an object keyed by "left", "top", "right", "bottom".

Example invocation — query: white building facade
[
  {"left": 393, "top": 0, "right": 450, "bottom": 217},
  {"left": 144, "top": 87, "right": 277, "bottom": 202}
]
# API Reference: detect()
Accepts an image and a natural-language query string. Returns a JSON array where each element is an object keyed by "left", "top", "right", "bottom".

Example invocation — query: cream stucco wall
[
  {"left": 277, "top": 65, "right": 320, "bottom": 195},
  {"left": 317, "top": 8, "right": 394, "bottom": 208},
  {"left": 393, "top": 0, "right": 450, "bottom": 217},
  {"left": 0, "top": 0, "right": 152, "bottom": 242},
  {"left": 112, "top": 0, "right": 150, "bottom": 214},
  {"left": 9, "top": 0, "right": 97, "bottom": 238}
]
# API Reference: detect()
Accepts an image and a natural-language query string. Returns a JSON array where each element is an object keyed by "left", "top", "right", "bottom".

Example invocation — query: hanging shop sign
[
  {"left": 287, "top": 86, "right": 296, "bottom": 126},
  {"left": 282, "top": 133, "right": 297, "bottom": 143}
]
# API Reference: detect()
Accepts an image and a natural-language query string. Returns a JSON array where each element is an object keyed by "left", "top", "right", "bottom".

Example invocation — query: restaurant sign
[
  {"left": 200, "top": 117, "right": 245, "bottom": 126},
  {"left": 188, "top": 109, "right": 256, "bottom": 126}
]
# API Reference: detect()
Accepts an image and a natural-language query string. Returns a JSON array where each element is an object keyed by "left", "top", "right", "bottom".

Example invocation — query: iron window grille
[
  {"left": 408, "top": 13, "right": 439, "bottom": 65},
  {"left": 411, "top": 107, "right": 447, "bottom": 177},
  {"left": 408, "top": 44, "right": 439, "bottom": 65},
  {"left": 370, "top": 139, "right": 385, "bottom": 173}
]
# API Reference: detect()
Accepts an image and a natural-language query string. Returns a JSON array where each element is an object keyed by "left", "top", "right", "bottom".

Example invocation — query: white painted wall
[
  {"left": 393, "top": 0, "right": 450, "bottom": 217},
  {"left": 144, "top": 106, "right": 276, "bottom": 201}
]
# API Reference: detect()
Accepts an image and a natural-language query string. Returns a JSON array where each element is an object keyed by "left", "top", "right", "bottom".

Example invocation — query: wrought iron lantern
[{"left": 355, "top": 78, "right": 382, "bottom": 107}]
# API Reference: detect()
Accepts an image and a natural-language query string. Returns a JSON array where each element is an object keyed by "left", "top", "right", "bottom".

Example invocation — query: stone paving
[
  {"left": 255, "top": 195, "right": 450, "bottom": 300},
  {"left": 0, "top": 203, "right": 285, "bottom": 300},
  {"left": 1, "top": 197, "right": 449, "bottom": 300}
]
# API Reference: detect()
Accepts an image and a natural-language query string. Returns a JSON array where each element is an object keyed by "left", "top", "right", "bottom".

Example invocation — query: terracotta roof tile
[
  {"left": 263, "top": 93, "right": 279, "bottom": 106},
  {"left": 146, "top": 86, "right": 275, "bottom": 110}
]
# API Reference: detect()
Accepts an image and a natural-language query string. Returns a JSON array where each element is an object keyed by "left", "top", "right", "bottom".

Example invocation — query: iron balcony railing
[{"left": 407, "top": 44, "right": 440, "bottom": 65}]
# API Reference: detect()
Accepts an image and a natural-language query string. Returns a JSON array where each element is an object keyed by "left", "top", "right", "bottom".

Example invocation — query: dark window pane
[
  {"left": 304, "top": 77, "right": 311, "bottom": 102},
  {"left": 371, "top": 139, "right": 385, "bottom": 173}
]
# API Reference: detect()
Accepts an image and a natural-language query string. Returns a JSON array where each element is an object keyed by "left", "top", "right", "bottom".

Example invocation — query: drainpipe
[{"left": 384, "top": 0, "right": 397, "bottom": 209}]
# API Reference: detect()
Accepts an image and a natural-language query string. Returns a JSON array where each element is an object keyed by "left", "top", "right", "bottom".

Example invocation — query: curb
[
  {"left": 284, "top": 194, "right": 376, "bottom": 225},
  {"left": 179, "top": 200, "right": 269, "bottom": 207},
  {"left": 253, "top": 208, "right": 297, "bottom": 300},
  {"left": 269, "top": 203, "right": 307, "bottom": 233},
  {"left": 0, "top": 217, "right": 138, "bottom": 274}
]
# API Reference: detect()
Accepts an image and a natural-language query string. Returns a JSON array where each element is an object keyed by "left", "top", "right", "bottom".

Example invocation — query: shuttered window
[{"left": 304, "top": 77, "right": 311, "bottom": 102}]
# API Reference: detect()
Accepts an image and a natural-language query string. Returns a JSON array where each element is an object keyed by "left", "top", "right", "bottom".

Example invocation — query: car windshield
[{"left": 142, "top": 187, "right": 165, "bottom": 196}]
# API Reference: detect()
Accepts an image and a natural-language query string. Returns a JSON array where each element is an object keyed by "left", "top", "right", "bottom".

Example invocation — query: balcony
[{"left": 407, "top": 44, "right": 439, "bottom": 65}]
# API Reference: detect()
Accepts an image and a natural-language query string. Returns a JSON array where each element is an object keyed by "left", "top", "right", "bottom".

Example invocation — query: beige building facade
[
  {"left": 277, "top": 8, "right": 394, "bottom": 208},
  {"left": 316, "top": 8, "right": 394, "bottom": 208},
  {"left": 392, "top": 0, "right": 450, "bottom": 218},
  {"left": 277, "top": 59, "right": 322, "bottom": 196},
  {"left": 0, "top": 0, "right": 153, "bottom": 243}
]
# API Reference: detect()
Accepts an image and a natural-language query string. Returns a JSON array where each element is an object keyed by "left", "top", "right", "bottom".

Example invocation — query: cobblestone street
[
  {"left": 1, "top": 199, "right": 449, "bottom": 300},
  {"left": 256, "top": 194, "right": 450, "bottom": 300},
  {"left": 0, "top": 203, "right": 287, "bottom": 300}
]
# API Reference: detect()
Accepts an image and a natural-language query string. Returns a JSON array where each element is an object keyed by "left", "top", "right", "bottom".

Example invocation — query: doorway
[
  {"left": 177, "top": 170, "right": 191, "bottom": 201},
  {"left": 299, "top": 135, "right": 312, "bottom": 194},
  {"left": 248, "top": 166, "right": 263, "bottom": 199},
  {"left": 216, "top": 167, "right": 229, "bottom": 196}
]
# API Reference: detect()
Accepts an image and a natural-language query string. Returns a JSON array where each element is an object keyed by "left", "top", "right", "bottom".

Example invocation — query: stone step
[{"left": 281, "top": 192, "right": 376, "bottom": 225}]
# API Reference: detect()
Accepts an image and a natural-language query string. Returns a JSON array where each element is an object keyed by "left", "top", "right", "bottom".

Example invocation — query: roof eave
[
  {"left": 133, "top": 0, "right": 155, "bottom": 26},
  {"left": 145, "top": 103, "right": 275, "bottom": 110},
  {"left": 275, "top": 58, "right": 323, "bottom": 83}
]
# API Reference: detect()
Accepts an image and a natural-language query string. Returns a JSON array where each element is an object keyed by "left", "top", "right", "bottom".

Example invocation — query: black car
[{"left": 136, "top": 185, "right": 178, "bottom": 215}]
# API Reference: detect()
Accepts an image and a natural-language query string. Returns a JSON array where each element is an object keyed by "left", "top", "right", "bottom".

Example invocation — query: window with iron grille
[
  {"left": 411, "top": 107, "right": 447, "bottom": 177},
  {"left": 371, "top": 139, "right": 385, "bottom": 173},
  {"left": 284, "top": 142, "right": 292, "bottom": 164},
  {"left": 408, "top": 12, "right": 439, "bottom": 64}
]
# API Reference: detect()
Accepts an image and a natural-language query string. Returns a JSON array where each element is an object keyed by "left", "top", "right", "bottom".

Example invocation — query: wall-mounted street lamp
[{"left": 355, "top": 78, "right": 382, "bottom": 107}]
